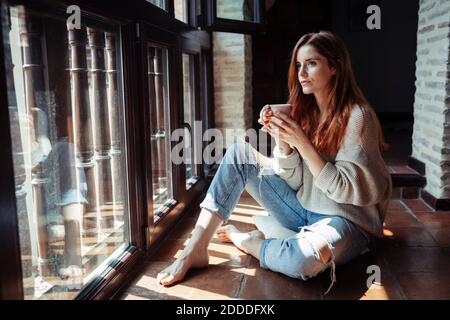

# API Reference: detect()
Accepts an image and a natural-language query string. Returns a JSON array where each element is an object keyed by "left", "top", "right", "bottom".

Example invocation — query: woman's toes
[
  {"left": 59, "top": 265, "right": 84, "bottom": 279},
  {"left": 216, "top": 226, "right": 229, "bottom": 234},
  {"left": 158, "top": 273, "right": 175, "bottom": 286},
  {"left": 156, "top": 272, "right": 168, "bottom": 283},
  {"left": 216, "top": 226, "right": 235, "bottom": 242},
  {"left": 217, "top": 235, "right": 231, "bottom": 243}
]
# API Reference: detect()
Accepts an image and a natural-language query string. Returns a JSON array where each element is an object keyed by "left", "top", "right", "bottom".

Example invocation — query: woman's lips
[{"left": 300, "top": 81, "right": 311, "bottom": 85}]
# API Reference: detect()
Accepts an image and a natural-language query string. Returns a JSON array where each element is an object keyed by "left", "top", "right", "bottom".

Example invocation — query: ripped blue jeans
[{"left": 199, "top": 142, "right": 369, "bottom": 294}]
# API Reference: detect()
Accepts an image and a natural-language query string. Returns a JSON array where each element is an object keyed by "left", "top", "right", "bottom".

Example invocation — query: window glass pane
[
  {"left": 175, "top": 0, "right": 189, "bottom": 23},
  {"left": 217, "top": 0, "right": 254, "bottom": 22},
  {"left": 2, "top": 4, "right": 130, "bottom": 299},
  {"left": 147, "top": 0, "right": 166, "bottom": 11},
  {"left": 182, "top": 53, "right": 198, "bottom": 189},
  {"left": 147, "top": 46, "right": 174, "bottom": 221}
]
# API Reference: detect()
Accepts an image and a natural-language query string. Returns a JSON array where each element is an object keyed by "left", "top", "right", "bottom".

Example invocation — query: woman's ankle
[{"left": 179, "top": 240, "right": 208, "bottom": 259}]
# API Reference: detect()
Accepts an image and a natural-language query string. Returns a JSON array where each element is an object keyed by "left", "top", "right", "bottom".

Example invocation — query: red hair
[{"left": 287, "top": 31, "right": 388, "bottom": 158}]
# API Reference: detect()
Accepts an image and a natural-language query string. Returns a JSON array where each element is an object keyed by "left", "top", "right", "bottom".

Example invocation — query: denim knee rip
[{"left": 299, "top": 227, "right": 336, "bottom": 296}]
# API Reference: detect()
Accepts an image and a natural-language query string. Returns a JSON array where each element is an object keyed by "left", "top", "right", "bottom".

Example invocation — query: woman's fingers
[
  {"left": 269, "top": 119, "right": 286, "bottom": 132},
  {"left": 270, "top": 116, "right": 284, "bottom": 126},
  {"left": 262, "top": 109, "right": 273, "bottom": 118},
  {"left": 274, "top": 111, "right": 295, "bottom": 125},
  {"left": 259, "top": 105, "right": 275, "bottom": 127},
  {"left": 259, "top": 105, "right": 270, "bottom": 119}
]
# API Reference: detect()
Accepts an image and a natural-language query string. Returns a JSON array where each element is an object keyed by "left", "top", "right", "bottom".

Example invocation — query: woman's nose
[{"left": 299, "top": 66, "right": 307, "bottom": 77}]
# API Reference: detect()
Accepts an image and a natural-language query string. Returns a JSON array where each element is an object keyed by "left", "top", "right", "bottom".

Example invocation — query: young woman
[{"left": 157, "top": 31, "right": 392, "bottom": 293}]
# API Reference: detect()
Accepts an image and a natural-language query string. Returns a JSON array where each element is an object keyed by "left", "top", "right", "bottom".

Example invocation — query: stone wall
[
  {"left": 412, "top": 0, "right": 450, "bottom": 199},
  {"left": 213, "top": 0, "right": 253, "bottom": 148}
]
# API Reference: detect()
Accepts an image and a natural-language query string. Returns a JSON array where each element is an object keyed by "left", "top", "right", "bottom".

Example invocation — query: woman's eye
[{"left": 308, "top": 61, "right": 316, "bottom": 66}]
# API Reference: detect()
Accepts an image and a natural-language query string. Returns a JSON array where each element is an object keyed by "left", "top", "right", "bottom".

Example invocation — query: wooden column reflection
[
  {"left": 105, "top": 32, "right": 124, "bottom": 225},
  {"left": 5, "top": 9, "right": 32, "bottom": 279},
  {"left": 18, "top": 7, "right": 52, "bottom": 276},
  {"left": 67, "top": 25, "right": 97, "bottom": 236},
  {"left": 148, "top": 47, "right": 167, "bottom": 208},
  {"left": 87, "top": 28, "right": 114, "bottom": 231}
]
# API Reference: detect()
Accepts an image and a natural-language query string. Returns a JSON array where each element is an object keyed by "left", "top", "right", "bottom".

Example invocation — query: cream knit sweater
[{"left": 272, "top": 104, "right": 392, "bottom": 238}]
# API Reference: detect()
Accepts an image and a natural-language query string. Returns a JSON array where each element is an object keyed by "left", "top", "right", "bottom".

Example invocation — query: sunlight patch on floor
[
  {"left": 360, "top": 283, "right": 390, "bottom": 300},
  {"left": 383, "top": 229, "right": 394, "bottom": 237}
]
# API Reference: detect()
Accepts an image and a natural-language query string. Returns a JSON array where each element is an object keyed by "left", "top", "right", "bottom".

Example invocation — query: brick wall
[
  {"left": 412, "top": 0, "right": 450, "bottom": 198},
  {"left": 213, "top": 0, "right": 253, "bottom": 148}
]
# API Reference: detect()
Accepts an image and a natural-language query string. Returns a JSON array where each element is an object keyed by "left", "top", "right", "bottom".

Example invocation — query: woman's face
[{"left": 296, "top": 45, "right": 336, "bottom": 96}]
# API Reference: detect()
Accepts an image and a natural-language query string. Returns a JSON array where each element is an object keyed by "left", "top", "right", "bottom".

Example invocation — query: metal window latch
[{"left": 151, "top": 129, "right": 165, "bottom": 140}]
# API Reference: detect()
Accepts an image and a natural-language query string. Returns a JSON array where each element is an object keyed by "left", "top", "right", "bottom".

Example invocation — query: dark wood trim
[
  {"left": 203, "top": 39, "right": 214, "bottom": 130},
  {"left": 408, "top": 156, "right": 426, "bottom": 176},
  {"left": 14, "top": 0, "right": 131, "bottom": 28},
  {"left": 31, "top": 0, "right": 194, "bottom": 34},
  {"left": 421, "top": 189, "right": 450, "bottom": 211},
  {"left": 77, "top": 246, "right": 145, "bottom": 300},
  {"left": 0, "top": 1, "right": 25, "bottom": 300},
  {"left": 203, "top": 47, "right": 215, "bottom": 176},
  {"left": 166, "top": 0, "right": 175, "bottom": 17},
  {"left": 193, "top": 53, "right": 204, "bottom": 181},
  {"left": 108, "top": 248, "right": 147, "bottom": 300},
  {"left": 121, "top": 22, "right": 147, "bottom": 249}
]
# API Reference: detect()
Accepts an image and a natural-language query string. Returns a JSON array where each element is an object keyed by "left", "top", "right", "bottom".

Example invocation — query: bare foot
[
  {"left": 157, "top": 248, "right": 209, "bottom": 287},
  {"left": 59, "top": 265, "right": 84, "bottom": 278},
  {"left": 216, "top": 225, "right": 265, "bottom": 254},
  {"left": 59, "top": 265, "right": 84, "bottom": 291}
]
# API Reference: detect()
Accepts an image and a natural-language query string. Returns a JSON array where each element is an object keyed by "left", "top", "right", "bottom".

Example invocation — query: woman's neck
[{"left": 314, "top": 92, "right": 329, "bottom": 120}]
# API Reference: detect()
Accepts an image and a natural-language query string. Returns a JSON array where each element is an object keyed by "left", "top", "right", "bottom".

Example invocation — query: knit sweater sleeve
[
  {"left": 313, "top": 106, "right": 391, "bottom": 206},
  {"left": 273, "top": 144, "right": 303, "bottom": 191}
]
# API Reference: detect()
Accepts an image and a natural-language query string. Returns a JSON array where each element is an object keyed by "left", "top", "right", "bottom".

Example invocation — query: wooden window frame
[
  {"left": 202, "top": 0, "right": 266, "bottom": 34},
  {"left": 0, "top": 0, "right": 213, "bottom": 300}
]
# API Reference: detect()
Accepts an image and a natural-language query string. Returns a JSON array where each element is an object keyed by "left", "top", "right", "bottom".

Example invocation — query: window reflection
[
  {"left": 217, "top": 0, "right": 254, "bottom": 22},
  {"left": 148, "top": 0, "right": 166, "bottom": 11},
  {"left": 2, "top": 4, "right": 129, "bottom": 299},
  {"left": 182, "top": 53, "right": 199, "bottom": 189},
  {"left": 147, "top": 46, "right": 174, "bottom": 221},
  {"left": 175, "top": 0, "right": 189, "bottom": 23}
]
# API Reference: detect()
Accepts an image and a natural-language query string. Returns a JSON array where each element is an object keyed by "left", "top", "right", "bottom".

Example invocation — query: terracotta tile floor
[{"left": 119, "top": 192, "right": 450, "bottom": 300}]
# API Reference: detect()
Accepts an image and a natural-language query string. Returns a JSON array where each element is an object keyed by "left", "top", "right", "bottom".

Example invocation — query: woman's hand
[
  {"left": 258, "top": 106, "right": 291, "bottom": 153},
  {"left": 268, "top": 112, "right": 326, "bottom": 176},
  {"left": 265, "top": 111, "right": 311, "bottom": 151},
  {"left": 257, "top": 105, "right": 272, "bottom": 126}
]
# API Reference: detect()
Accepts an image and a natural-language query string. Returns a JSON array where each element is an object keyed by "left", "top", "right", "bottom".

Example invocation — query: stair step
[{"left": 391, "top": 172, "right": 426, "bottom": 188}]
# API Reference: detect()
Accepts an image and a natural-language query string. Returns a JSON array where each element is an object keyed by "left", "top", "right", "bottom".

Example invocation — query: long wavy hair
[{"left": 287, "top": 31, "right": 388, "bottom": 158}]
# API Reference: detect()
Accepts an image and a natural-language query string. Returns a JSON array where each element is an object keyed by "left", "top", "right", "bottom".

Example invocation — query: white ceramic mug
[{"left": 259, "top": 104, "right": 291, "bottom": 122}]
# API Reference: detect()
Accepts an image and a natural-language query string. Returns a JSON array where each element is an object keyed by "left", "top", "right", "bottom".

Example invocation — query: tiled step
[
  {"left": 388, "top": 165, "right": 426, "bottom": 200},
  {"left": 391, "top": 172, "right": 426, "bottom": 188},
  {"left": 210, "top": 161, "right": 427, "bottom": 199}
]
